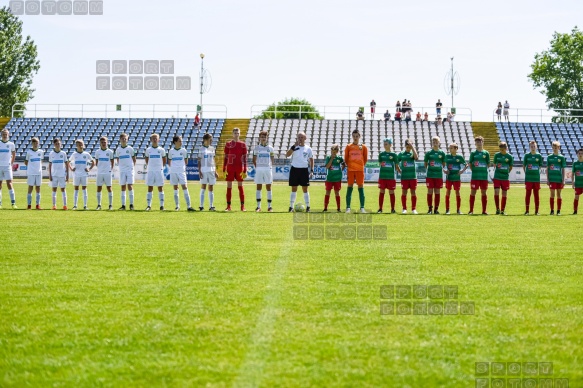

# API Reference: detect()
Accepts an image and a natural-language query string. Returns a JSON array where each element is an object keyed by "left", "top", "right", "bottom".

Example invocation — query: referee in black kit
[{"left": 286, "top": 132, "right": 314, "bottom": 212}]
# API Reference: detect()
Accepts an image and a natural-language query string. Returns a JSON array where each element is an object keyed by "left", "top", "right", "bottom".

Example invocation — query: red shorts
[
  {"left": 426, "top": 178, "right": 443, "bottom": 189},
  {"left": 445, "top": 180, "right": 461, "bottom": 191},
  {"left": 325, "top": 181, "right": 341, "bottom": 191},
  {"left": 493, "top": 179, "right": 510, "bottom": 191},
  {"left": 378, "top": 179, "right": 396, "bottom": 190},
  {"left": 525, "top": 182, "right": 540, "bottom": 191},
  {"left": 347, "top": 171, "right": 365, "bottom": 186},
  {"left": 471, "top": 180, "right": 488, "bottom": 190},
  {"left": 401, "top": 179, "right": 418, "bottom": 190},
  {"left": 575, "top": 188, "right": 583, "bottom": 196},
  {"left": 226, "top": 170, "right": 245, "bottom": 182},
  {"left": 548, "top": 182, "right": 564, "bottom": 190}
]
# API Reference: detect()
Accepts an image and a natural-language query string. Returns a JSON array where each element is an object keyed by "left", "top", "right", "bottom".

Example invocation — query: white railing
[
  {"left": 250, "top": 104, "right": 473, "bottom": 121},
  {"left": 11, "top": 103, "right": 228, "bottom": 119},
  {"left": 491, "top": 108, "right": 583, "bottom": 123}
]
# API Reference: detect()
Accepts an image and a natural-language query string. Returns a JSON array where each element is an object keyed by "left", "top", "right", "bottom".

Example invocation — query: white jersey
[
  {"left": 48, "top": 149, "right": 68, "bottom": 177},
  {"left": 290, "top": 145, "right": 313, "bottom": 168},
  {"left": 168, "top": 147, "right": 188, "bottom": 174},
  {"left": 95, "top": 148, "right": 114, "bottom": 174},
  {"left": 69, "top": 151, "right": 93, "bottom": 177},
  {"left": 254, "top": 144, "right": 274, "bottom": 170},
  {"left": 0, "top": 141, "right": 15, "bottom": 167},
  {"left": 198, "top": 145, "right": 216, "bottom": 173},
  {"left": 146, "top": 146, "right": 166, "bottom": 172},
  {"left": 25, "top": 148, "right": 44, "bottom": 175},
  {"left": 115, "top": 145, "right": 136, "bottom": 173}
]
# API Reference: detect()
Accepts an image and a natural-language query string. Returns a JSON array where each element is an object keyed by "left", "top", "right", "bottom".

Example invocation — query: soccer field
[{"left": 1, "top": 181, "right": 582, "bottom": 387}]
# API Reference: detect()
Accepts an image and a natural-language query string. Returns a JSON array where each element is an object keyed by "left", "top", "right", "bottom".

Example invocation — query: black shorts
[{"left": 289, "top": 166, "right": 310, "bottom": 187}]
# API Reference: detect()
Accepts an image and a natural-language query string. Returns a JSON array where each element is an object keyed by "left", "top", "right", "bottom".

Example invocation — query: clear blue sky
[{"left": 11, "top": 0, "right": 583, "bottom": 121}]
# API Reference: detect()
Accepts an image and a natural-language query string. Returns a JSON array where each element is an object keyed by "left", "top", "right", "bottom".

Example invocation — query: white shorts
[
  {"left": 146, "top": 170, "right": 165, "bottom": 187},
  {"left": 119, "top": 171, "right": 135, "bottom": 185},
  {"left": 27, "top": 175, "right": 42, "bottom": 186},
  {"left": 254, "top": 169, "right": 273, "bottom": 184},
  {"left": 170, "top": 172, "right": 187, "bottom": 185},
  {"left": 51, "top": 176, "right": 66, "bottom": 188},
  {"left": 96, "top": 173, "right": 113, "bottom": 187},
  {"left": 0, "top": 167, "right": 13, "bottom": 181},
  {"left": 74, "top": 176, "right": 88, "bottom": 186},
  {"left": 200, "top": 171, "right": 217, "bottom": 185}
]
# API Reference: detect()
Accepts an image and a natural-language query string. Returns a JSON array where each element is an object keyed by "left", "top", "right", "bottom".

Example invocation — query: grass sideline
[{"left": 1, "top": 181, "right": 582, "bottom": 387}]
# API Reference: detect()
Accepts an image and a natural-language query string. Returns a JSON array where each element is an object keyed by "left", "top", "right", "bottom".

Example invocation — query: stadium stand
[
  {"left": 4, "top": 118, "right": 224, "bottom": 159},
  {"left": 496, "top": 122, "right": 583, "bottom": 164},
  {"left": 246, "top": 119, "right": 476, "bottom": 161}
]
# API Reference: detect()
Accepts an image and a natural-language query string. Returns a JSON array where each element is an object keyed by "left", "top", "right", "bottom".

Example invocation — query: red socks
[
  {"left": 411, "top": 195, "right": 417, "bottom": 210},
  {"left": 525, "top": 189, "right": 531, "bottom": 212},
  {"left": 226, "top": 187, "right": 232, "bottom": 204},
  {"left": 482, "top": 195, "right": 487, "bottom": 213},
  {"left": 238, "top": 185, "right": 245, "bottom": 204},
  {"left": 533, "top": 189, "right": 539, "bottom": 213},
  {"left": 427, "top": 194, "right": 432, "bottom": 208},
  {"left": 324, "top": 194, "right": 330, "bottom": 209},
  {"left": 390, "top": 193, "right": 395, "bottom": 211},
  {"left": 434, "top": 194, "right": 440, "bottom": 210},
  {"left": 550, "top": 198, "right": 554, "bottom": 211},
  {"left": 575, "top": 199, "right": 579, "bottom": 213},
  {"left": 335, "top": 195, "right": 341, "bottom": 209},
  {"left": 470, "top": 195, "right": 476, "bottom": 213},
  {"left": 379, "top": 193, "right": 385, "bottom": 209},
  {"left": 495, "top": 194, "right": 500, "bottom": 210},
  {"left": 456, "top": 195, "right": 461, "bottom": 211},
  {"left": 445, "top": 195, "right": 450, "bottom": 211},
  {"left": 501, "top": 196, "right": 507, "bottom": 211}
]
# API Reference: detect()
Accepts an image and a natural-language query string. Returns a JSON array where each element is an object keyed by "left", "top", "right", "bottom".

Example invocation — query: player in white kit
[
  {"left": 145, "top": 133, "right": 167, "bottom": 211},
  {"left": 197, "top": 133, "right": 218, "bottom": 211},
  {"left": 48, "top": 138, "right": 69, "bottom": 210},
  {"left": 0, "top": 129, "right": 17, "bottom": 208},
  {"left": 253, "top": 131, "right": 275, "bottom": 212},
  {"left": 168, "top": 135, "right": 194, "bottom": 212},
  {"left": 69, "top": 139, "right": 94, "bottom": 210},
  {"left": 94, "top": 136, "right": 115, "bottom": 210},
  {"left": 24, "top": 137, "right": 44, "bottom": 210},
  {"left": 115, "top": 133, "right": 136, "bottom": 210}
]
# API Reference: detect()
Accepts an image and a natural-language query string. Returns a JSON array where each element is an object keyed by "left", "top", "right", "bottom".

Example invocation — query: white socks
[{"left": 290, "top": 192, "right": 297, "bottom": 207}]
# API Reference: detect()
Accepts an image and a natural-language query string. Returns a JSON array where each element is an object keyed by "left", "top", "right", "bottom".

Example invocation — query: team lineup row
[{"left": 1, "top": 128, "right": 583, "bottom": 215}]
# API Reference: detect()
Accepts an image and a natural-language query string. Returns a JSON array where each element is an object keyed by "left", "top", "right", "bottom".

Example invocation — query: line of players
[
  {"left": 319, "top": 131, "right": 583, "bottom": 215},
  {"left": 1, "top": 127, "right": 583, "bottom": 215}
]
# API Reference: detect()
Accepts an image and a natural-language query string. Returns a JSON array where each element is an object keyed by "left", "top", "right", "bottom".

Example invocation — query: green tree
[
  {"left": 528, "top": 27, "right": 583, "bottom": 123},
  {"left": 0, "top": 6, "right": 41, "bottom": 118},
  {"left": 256, "top": 98, "right": 324, "bottom": 119}
]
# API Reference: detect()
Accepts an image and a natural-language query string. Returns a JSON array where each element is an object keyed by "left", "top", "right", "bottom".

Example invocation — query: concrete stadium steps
[
  {"left": 215, "top": 119, "right": 250, "bottom": 179},
  {"left": 0, "top": 117, "right": 10, "bottom": 131},
  {"left": 471, "top": 122, "right": 500, "bottom": 160}
]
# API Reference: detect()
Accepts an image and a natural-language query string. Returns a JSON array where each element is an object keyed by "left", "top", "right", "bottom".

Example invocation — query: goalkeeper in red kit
[{"left": 223, "top": 127, "right": 248, "bottom": 211}]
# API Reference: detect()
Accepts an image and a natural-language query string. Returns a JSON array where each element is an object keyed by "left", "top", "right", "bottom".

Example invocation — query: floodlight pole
[
  {"left": 200, "top": 53, "right": 205, "bottom": 120},
  {"left": 450, "top": 57, "right": 454, "bottom": 109}
]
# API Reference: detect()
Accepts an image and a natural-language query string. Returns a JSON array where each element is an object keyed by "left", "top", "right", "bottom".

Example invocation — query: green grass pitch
[{"left": 1, "top": 181, "right": 582, "bottom": 387}]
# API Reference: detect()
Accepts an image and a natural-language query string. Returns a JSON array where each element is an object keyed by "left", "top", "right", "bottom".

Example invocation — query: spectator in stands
[
  {"left": 416, "top": 112, "right": 422, "bottom": 121},
  {"left": 436, "top": 99, "right": 443, "bottom": 115},
  {"left": 446, "top": 112, "right": 453, "bottom": 122},
  {"left": 194, "top": 113, "right": 201, "bottom": 128},
  {"left": 395, "top": 111, "right": 402, "bottom": 122},
  {"left": 384, "top": 110, "right": 391, "bottom": 122},
  {"left": 396, "top": 101, "right": 401, "bottom": 113},
  {"left": 356, "top": 109, "right": 365, "bottom": 120},
  {"left": 423, "top": 112, "right": 429, "bottom": 121},
  {"left": 496, "top": 102, "right": 502, "bottom": 121},
  {"left": 370, "top": 99, "right": 376, "bottom": 119},
  {"left": 405, "top": 111, "right": 412, "bottom": 122},
  {"left": 503, "top": 100, "right": 510, "bottom": 122},
  {"left": 405, "top": 100, "right": 412, "bottom": 112},
  {"left": 435, "top": 115, "right": 442, "bottom": 126}
]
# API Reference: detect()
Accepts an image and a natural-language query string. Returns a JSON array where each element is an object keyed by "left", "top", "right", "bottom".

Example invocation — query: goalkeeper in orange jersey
[{"left": 344, "top": 129, "right": 368, "bottom": 213}]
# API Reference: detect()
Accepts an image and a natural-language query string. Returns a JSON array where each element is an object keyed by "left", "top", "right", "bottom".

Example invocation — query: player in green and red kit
[
  {"left": 377, "top": 138, "right": 400, "bottom": 213},
  {"left": 444, "top": 143, "right": 467, "bottom": 214},
  {"left": 492, "top": 142, "right": 514, "bottom": 215},
  {"left": 398, "top": 139, "right": 419, "bottom": 214},
  {"left": 424, "top": 136, "right": 447, "bottom": 214},
  {"left": 323, "top": 144, "right": 345, "bottom": 212},
  {"left": 523, "top": 140, "right": 543, "bottom": 215},
  {"left": 468, "top": 136, "right": 491, "bottom": 215},
  {"left": 547, "top": 141, "right": 567, "bottom": 215},
  {"left": 572, "top": 148, "right": 583, "bottom": 215},
  {"left": 223, "top": 127, "right": 248, "bottom": 211}
]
